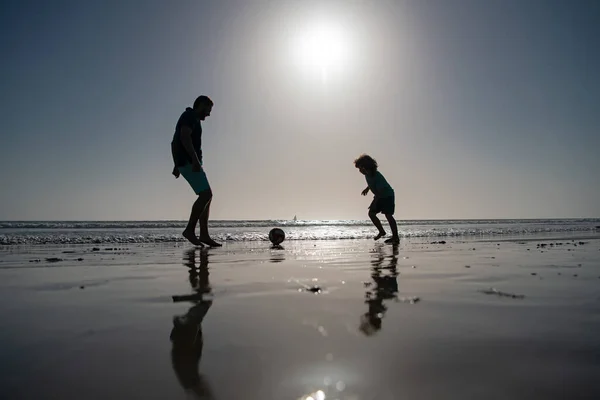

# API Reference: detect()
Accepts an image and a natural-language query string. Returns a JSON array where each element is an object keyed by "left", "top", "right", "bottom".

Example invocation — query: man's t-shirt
[
  {"left": 172, "top": 107, "right": 202, "bottom": 167},
  {"left": 366, "top": 171, "right": 394, "bottom": 198}
]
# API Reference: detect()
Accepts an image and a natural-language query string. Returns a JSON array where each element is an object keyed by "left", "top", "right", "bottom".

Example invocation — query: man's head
[{"left": 193, "top": 95, "right": 214, "bottom": 121}]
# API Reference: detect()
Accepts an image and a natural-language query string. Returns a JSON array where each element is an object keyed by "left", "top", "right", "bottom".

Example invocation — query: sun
[{"left": 292, "top": 21, "right": 350, "bottom": 82}]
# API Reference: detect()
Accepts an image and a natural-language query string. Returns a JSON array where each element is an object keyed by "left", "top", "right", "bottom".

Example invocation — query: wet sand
[{"left": 1, "top": 236, "right": 600, "bottom": 399}]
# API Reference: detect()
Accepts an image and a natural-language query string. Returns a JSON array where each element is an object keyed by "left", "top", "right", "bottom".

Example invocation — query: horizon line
[{"left": 1, "top": 217, "right": 599, "bottom": 222}]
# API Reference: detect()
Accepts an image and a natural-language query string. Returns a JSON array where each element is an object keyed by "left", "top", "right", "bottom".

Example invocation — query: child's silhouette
[{"left": 354, "top": 154, "right": 400, "bottom": 244}]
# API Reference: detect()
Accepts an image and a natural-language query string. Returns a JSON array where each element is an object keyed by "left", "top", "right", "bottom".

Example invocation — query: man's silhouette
[{"left": 171, "top": 95, "right": 221, "bottom": 247}]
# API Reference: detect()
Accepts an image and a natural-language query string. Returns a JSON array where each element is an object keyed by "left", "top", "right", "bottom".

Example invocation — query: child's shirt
[{"left": 366, "top": 171, "right": 394, "bottom": 198}]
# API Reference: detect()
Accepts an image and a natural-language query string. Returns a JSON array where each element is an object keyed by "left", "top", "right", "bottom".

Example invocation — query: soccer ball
[{"left": 269, "top": 228, "right": 285, "bottom": 245}]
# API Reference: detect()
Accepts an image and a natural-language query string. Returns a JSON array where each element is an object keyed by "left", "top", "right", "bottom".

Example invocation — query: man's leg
[
  {"left": 182, "top": 191, "right": 212, "bottom": 246},
  {"left": 197, "top": 191, "right": 221, "bottom": 247},
  {"left": 199, "top": 197, "right": 211, "bottom": 238},
  {"left": 179, "top": 164, "right": 220, "bottom": 247}
]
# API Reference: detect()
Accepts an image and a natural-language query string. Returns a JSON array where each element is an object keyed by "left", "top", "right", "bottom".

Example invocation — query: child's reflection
[{"left": 360, "top": 243, "right": 399, "bottom": 336}]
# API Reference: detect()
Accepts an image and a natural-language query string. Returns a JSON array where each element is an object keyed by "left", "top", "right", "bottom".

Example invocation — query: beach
[
  {"left": 2, "top": 0, "right": 599, "bottom": 397},
  {"left": 1, "top": 231, "right": 600, "bottom": 399}
]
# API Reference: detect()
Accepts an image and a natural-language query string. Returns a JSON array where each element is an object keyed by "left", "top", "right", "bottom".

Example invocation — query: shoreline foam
[{"left": 2, "top": 218, "right": 599, "bottom": 245}]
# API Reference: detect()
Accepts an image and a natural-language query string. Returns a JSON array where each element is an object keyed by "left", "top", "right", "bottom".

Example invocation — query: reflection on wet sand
[
  {"left": 170, "top": 248, "right": 216, "bottom": 399},
  {"left": 270, "top": 245, "right": 285, "bottom": 263},
  {"left": 360, "top": 243, "right": 399, "bottom": 336}
]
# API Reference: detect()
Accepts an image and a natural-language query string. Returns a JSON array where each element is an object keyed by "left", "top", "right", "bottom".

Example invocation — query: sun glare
[{"left": 292, "top": 21, "right": 350, "bottom": 82}]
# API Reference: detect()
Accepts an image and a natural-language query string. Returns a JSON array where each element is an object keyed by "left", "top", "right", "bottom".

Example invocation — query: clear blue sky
[{"left": 1, "top": 0, "right": 598, "bottom": 220}]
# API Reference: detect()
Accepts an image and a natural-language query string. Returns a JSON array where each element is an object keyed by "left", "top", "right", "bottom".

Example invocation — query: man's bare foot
[
  {"left": 384, "top": 236, "right": 400, "bottom": 244},
  {"left": 182, "top": 230, "right": 203, "bottom": 246},
  {"left": 199, "top": 235, "right": 222, "bottom": 247},
  {"left": 374, "top": 232, "right": 387, "bottom": 240}
]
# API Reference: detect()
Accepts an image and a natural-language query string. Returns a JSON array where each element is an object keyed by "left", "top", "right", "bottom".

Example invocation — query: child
[{"left": 354, "top": 154, "right": 399, "bottom": 244}]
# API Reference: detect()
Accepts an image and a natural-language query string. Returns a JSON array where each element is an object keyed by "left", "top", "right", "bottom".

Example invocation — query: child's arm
[{"left": 361, "top": 187, "right": 370, "bottom": 196}]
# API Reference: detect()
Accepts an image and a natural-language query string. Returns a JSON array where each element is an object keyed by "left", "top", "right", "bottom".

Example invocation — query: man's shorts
[
  {"left": 178, "top": 164, "right": 211, "bottom": 195},
  {"left": 369, "top": 196, "right": 395, "bottom": 215}
]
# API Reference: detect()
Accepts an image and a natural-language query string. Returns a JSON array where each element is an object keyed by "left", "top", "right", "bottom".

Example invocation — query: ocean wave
[{"left": 1, "top": 223, "right": 598, "bottom": 245}]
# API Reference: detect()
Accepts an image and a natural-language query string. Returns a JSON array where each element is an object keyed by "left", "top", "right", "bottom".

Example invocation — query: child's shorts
[{"left": 369, "top": 196, "right": 395, "bottom": 215}]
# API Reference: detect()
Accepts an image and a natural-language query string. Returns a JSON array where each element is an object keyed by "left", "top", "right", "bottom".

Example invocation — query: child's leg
[
  {"left": 369, "top": 210, "right": 386, "bottom": 239},
  {"left": 384, "top": 214, "right": 399, "bottom": 242}
]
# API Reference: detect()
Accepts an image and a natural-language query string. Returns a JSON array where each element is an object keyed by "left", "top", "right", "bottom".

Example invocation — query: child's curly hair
[{"left": 354, "top": 154, "right": 378, "bottom": 171}]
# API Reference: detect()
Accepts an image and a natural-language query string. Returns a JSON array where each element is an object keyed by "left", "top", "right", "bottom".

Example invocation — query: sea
[{"left": 1, "top": 219, "right": 599, "bottom": 245}]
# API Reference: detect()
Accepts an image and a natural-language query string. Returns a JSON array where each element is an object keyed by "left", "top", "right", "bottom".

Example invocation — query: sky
[{"left": 0, "top": 0, "right": 599, "bottom": 221}]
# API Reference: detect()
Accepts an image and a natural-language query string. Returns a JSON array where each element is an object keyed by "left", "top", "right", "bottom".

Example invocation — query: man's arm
[
  {"left": 361, "top": 187, "right": 370, "bottom": 196},
  {"left": 180, "top": 125, "right": 201, "bottom": 171},
  {"left": 171, "top": 142, "right": 180, "bottom": 178}
]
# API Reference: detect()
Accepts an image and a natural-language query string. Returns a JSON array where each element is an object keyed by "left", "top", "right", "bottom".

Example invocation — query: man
[{"left": 171, "top": 95, "right": 221, "bottom": 247}]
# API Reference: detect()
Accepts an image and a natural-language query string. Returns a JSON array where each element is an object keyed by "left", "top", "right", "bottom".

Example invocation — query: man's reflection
[
  {"left": 360, "top": 243, "right": 399, "bottom": 336},
  {"left": 170, "top": 248, "right": 215, "bottom": 398}
]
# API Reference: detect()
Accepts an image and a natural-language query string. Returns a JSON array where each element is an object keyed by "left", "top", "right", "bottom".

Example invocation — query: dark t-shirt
[
  {"left": 171, "top": 107, "right": 202, "bottom": 167},
  {"left": 365, "top": 171, "right": 394, "bottom": 198}
]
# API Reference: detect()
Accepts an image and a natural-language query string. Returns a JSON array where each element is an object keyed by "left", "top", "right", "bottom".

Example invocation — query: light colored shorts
[{"left": 178, "top": 164, "right": 211, "bottom": 195}]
